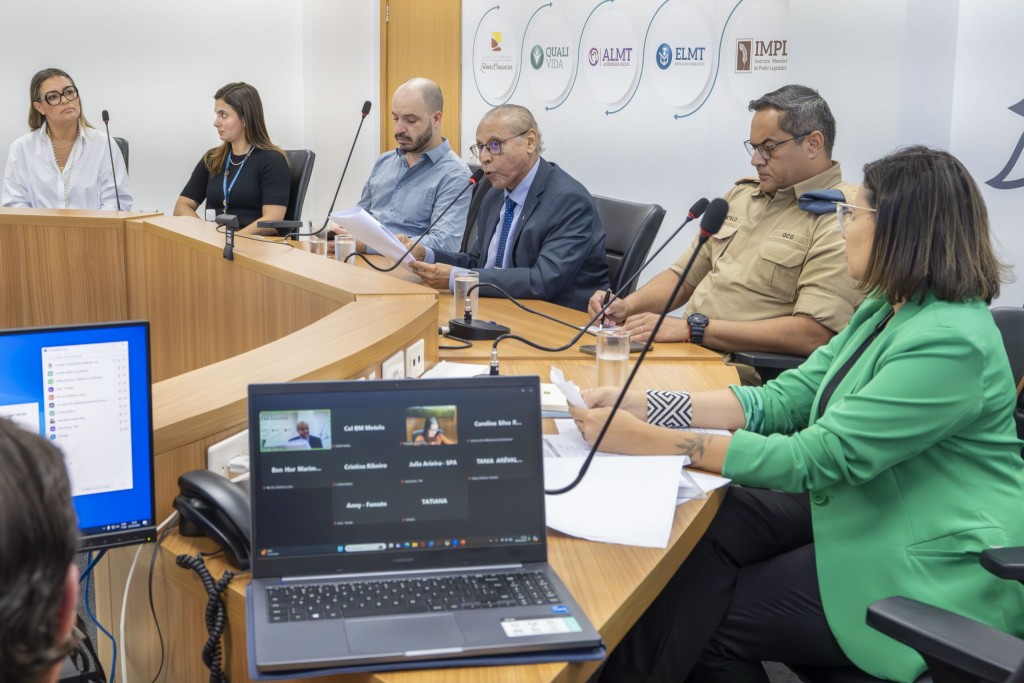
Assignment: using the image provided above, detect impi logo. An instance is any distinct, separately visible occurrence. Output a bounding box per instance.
[531,45,544,70]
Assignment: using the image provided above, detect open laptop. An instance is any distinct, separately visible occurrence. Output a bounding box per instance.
[246,376,602,674]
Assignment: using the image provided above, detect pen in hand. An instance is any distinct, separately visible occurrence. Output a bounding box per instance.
[600,289,612,330]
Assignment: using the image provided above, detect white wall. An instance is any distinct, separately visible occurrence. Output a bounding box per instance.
[0,0,381,223]
[0,0,310,213]
[302,0,380,224]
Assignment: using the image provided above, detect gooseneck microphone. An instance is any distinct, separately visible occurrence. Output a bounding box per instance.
[348,168,485,272]
[217,214,240,261]
[101,110,122,211]
[546,197,729,495]
[321,100,373,231]
[484,197,711,372]
[259,100,373,240]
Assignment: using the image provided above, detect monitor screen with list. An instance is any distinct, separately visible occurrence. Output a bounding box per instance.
[0,321,156,551]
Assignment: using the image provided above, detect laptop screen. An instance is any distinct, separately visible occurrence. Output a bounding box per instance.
[248,376,547,578]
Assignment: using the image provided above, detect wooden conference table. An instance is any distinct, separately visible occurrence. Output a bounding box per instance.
[0,210,737,682]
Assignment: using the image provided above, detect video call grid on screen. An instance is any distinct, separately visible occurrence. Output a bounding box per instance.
[250,377,546,562]
[0,321,156,548]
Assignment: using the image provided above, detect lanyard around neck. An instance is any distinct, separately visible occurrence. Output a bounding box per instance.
[222,146,254,211]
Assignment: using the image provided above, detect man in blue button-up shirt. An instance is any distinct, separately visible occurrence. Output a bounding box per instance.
[331,78,470,252]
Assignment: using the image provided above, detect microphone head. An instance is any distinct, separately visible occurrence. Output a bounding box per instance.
[699,198,729,236]
[101,109,110,124]
[215,213,240,230]
[688,197,710,220]
[469,168,485,185]
[361,100,372,117]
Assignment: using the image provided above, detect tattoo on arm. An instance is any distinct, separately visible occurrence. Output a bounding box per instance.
[675,434,711,464]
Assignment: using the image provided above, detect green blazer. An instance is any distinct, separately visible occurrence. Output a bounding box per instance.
[726,293,1024,682]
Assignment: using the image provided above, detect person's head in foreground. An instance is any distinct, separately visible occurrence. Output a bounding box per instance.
[0,419,79,683]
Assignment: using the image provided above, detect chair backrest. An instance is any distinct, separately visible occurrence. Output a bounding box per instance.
[114,137,129,174]
[592,195,666,295]
[992,307,1024,444]
[284,149,316,222]
[460,174,493,253]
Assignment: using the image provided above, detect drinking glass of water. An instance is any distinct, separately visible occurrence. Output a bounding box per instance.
[596,329,630,387]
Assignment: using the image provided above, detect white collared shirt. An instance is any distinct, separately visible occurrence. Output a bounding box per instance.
[2,123,133,210]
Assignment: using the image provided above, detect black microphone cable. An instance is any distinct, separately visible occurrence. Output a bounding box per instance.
[545,197,729,495]
[479,197,711,373]
[344,168,484,271]
[101,109,122,211]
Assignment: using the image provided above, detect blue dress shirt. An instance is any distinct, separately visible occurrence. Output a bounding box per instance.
[357,139,471,252]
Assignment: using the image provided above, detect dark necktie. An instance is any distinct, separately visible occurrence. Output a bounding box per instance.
[494,196,516,268]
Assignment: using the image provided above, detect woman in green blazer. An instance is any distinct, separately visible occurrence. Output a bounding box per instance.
[573,146,1024,682]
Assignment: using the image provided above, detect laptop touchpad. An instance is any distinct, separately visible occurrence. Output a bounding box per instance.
[347,614,466,655]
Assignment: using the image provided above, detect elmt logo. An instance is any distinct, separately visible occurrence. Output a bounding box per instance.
[530,44,544,69]
[491,32,502,52]
[736,39,751,72]
[588,47,600,66]
[656,43,672,70]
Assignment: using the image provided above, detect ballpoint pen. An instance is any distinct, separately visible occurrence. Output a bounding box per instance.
[599,289,612,330]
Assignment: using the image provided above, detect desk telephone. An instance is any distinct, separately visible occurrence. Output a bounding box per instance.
[173,469,252,570]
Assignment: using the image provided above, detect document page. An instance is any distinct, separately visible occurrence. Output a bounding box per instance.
[329,207,414,264]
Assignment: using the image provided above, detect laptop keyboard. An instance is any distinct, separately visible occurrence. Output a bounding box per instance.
[266,571,562,623]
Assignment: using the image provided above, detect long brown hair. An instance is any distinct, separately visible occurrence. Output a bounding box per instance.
[28,68,94,131]
[204,82,285,174]
[860,146,1008,304]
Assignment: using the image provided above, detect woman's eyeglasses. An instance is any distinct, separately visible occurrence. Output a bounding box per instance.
[38,86,79,106]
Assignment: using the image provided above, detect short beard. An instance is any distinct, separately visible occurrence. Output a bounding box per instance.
[396,127,433,154]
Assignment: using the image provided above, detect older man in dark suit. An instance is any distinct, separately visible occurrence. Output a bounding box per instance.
[404,104,609,311]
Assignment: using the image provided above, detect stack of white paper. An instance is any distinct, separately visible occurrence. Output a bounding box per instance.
[544,456,686,548]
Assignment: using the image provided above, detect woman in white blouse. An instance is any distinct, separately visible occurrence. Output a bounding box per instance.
[2,68,133,210]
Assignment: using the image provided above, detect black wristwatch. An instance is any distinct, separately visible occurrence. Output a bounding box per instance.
[687,313,709,345]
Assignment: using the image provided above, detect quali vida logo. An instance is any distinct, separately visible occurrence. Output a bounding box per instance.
[531,45,544,69]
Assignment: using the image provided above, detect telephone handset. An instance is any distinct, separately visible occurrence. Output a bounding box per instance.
[173,469,252,570]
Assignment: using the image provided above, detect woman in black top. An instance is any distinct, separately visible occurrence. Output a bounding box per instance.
[174,82,289,235]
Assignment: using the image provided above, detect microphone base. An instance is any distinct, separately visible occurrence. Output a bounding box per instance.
[448,318,509,341]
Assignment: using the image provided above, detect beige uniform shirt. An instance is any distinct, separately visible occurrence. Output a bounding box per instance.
[671,161,862,335]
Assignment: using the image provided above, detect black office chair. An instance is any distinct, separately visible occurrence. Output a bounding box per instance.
[284,149,316,222]
[731,350,806,383]
[992,307,1024,440]
[114,137,129,173]
[592,195,666,296]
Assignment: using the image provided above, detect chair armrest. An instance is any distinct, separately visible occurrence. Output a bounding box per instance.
[732,351,806,370]
[867,596,1024,681]
[256,220,305,237]
[982,547,1024,583]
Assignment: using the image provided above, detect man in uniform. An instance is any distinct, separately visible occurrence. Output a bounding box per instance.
[590,84,861,381]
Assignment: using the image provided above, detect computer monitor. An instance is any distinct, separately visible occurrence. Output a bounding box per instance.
[0,321,156,551]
